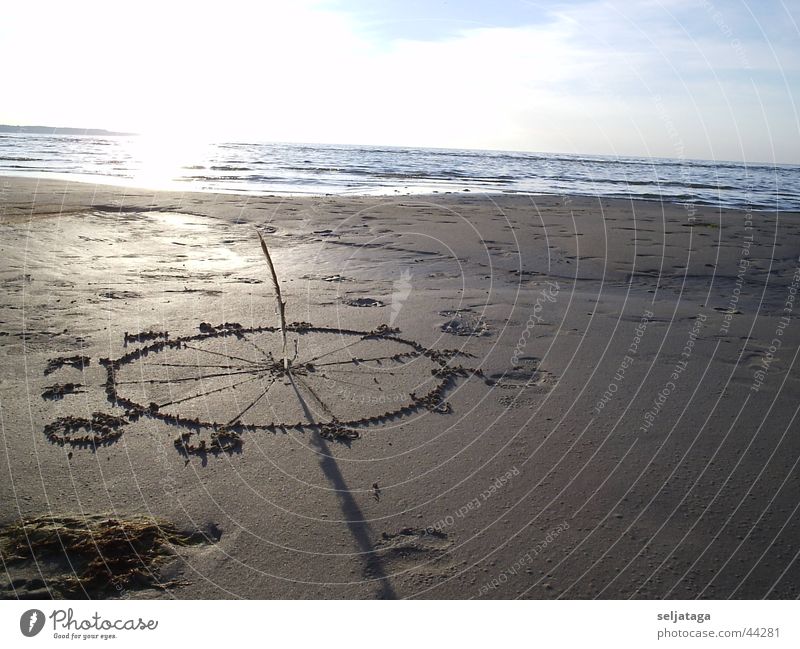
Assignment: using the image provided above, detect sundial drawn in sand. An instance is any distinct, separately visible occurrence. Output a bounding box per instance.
[43,233,483,456]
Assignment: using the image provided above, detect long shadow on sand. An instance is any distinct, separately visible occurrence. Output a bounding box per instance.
[288,374,396,599]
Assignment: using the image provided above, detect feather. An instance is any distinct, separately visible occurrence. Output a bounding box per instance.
[257,230,288,370]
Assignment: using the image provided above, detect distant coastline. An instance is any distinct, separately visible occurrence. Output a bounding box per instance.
[0,124,135,136]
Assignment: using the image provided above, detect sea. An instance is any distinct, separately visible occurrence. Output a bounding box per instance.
[1,132,799,211]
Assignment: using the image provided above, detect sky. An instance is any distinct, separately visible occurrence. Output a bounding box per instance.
[1,0,798,163]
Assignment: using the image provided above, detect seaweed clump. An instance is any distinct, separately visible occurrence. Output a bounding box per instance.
[43,412,127,448]
[319,421,359,442]
[0,515,216,598]
[44,355,91,375]
[41,383,83,400]
[124,330,169,344]
[173,427,243,456]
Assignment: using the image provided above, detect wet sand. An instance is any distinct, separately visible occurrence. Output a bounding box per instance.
[1,176,799,599]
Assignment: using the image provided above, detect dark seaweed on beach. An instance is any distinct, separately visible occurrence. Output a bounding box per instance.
[319,422,360,442]
[0,515,215,598]
[173,427,243,457]
[425,348,477,363]
[410,363,483,415]
[288,321,314,331]
[41,382,83,400]
[198,321,243,334]
[43,412,128,448]
[412,393,452,414]
[343,297,385,308]
[124,329,169,344]
[366,324,400,337]
[44,355,90,375]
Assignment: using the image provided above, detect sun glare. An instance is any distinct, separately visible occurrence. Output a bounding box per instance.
[126,134,214,190]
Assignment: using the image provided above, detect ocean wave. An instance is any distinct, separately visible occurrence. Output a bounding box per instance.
[1,135,798,211]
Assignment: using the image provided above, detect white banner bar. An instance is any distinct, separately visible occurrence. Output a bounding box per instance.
[2,600,798,648]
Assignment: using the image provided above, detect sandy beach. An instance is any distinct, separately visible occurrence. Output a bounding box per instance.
[1,175,799,599]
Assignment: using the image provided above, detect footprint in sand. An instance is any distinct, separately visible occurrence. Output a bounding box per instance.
[367,528,453,577]
[440,312,490,337]
[489,356,557,393]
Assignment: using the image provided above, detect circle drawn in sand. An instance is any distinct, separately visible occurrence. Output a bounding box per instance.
[97,323,480,454]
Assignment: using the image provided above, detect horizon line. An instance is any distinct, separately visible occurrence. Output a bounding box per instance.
[1,123,797,168]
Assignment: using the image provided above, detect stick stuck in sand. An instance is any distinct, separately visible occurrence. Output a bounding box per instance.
[257,229,289,370]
